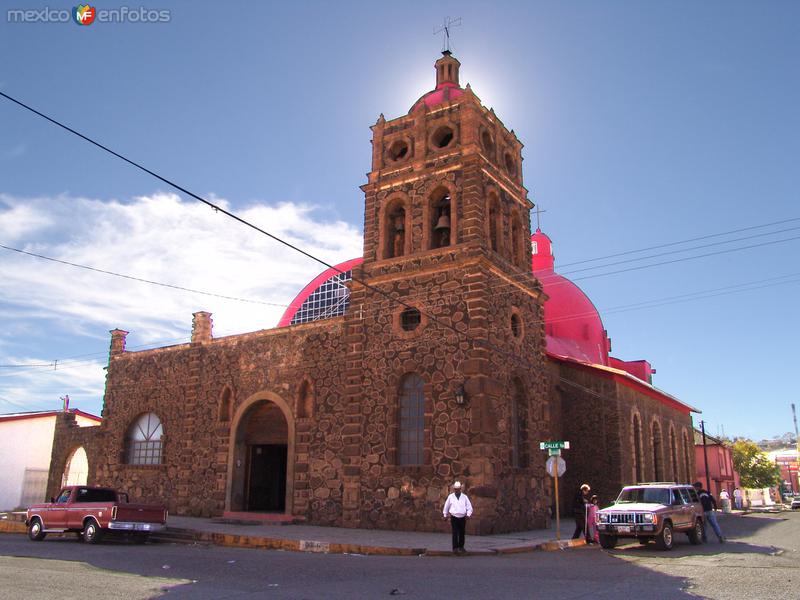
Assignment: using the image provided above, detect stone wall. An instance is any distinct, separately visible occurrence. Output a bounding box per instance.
[47,412,105,500]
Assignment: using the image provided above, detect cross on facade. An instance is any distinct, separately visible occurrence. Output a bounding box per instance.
[434,17,462,53]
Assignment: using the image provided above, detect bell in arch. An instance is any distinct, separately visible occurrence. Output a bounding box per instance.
[434,210,451,231]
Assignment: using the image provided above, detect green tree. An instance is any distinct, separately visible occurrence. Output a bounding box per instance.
[731,440,782,488]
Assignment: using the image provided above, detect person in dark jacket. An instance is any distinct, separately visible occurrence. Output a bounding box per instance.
[572,483,592,540]
[694,482,725,543]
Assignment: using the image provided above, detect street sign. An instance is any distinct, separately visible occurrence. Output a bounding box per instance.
[546,456,566,478]
[548,448,562,456]
[539,441,570,450]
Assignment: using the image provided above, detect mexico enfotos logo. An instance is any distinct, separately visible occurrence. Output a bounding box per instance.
[7,5,171,24]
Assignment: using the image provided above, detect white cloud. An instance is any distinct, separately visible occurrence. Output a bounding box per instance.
[0,192,363,414]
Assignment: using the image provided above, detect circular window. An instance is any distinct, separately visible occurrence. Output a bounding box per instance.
[504,152,517,177]
[400,308,421,331]
[431,125,455,149]
[481,129,495,154]
[388,139,409,162]
[511,313,522,338]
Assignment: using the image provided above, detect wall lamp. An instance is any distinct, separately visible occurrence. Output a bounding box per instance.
[455,384,467,406]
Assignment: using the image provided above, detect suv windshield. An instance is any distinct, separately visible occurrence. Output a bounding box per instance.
[616,487,671,505]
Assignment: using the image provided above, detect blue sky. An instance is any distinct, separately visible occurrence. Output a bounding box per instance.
[0,0,798,441]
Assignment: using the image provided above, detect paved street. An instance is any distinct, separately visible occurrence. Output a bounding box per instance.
[0,512,795,599]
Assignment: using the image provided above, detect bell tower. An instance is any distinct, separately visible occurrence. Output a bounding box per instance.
[346,52,551,534]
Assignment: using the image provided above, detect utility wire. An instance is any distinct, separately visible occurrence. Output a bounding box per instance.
[0,243,289,307]
[557,216,800,268]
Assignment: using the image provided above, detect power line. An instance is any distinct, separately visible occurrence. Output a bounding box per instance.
[0,243,289,307]
[557,216,800,268]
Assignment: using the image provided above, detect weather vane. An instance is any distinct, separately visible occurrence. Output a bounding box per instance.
[434,16,462,53]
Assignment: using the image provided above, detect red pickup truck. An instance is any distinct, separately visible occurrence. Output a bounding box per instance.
[26,485,167,544]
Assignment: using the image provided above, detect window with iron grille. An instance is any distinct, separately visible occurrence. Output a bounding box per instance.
[290,270,352,325]
[126,412,164,465]
[398,374,425,465]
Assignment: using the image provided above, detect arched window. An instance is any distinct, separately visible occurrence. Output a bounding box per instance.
[670,427,679,482]
[126,412,164,465]
[652,421,663,481]
[384,200,407,259]
[219,386,232,422]
[297,379,313,419]
[510,379,528,468]
[429,188,452,250]
[633,413,643,482]
[398,374,425,466]
[487,193,500,253]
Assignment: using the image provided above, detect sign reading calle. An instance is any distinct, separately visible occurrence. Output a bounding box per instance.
[539,441,570,450]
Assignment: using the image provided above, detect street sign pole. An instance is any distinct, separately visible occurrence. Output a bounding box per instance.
[554,458,560,540]
[540,441,570,541]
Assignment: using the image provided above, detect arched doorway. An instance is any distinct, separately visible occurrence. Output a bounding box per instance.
[228,394,294,513]
[62,446,88,486]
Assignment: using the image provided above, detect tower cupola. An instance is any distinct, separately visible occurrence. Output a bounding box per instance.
[435,50,460,87]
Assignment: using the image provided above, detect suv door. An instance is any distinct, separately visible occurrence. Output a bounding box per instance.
[677,487,697,529]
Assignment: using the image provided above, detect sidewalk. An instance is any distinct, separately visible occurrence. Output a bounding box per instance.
[158,515,587,556]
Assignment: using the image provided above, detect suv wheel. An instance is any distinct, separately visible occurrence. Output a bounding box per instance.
[655,522,674,550]
[599,534,617,549]
[687,519,704,545]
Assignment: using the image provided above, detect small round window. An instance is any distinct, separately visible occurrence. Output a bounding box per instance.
[511,313,522,338]
[432,126,454,149]
[388,139,409,162]
[400,308,421,331]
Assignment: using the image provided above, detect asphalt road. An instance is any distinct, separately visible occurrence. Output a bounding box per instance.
[0,512,795,599]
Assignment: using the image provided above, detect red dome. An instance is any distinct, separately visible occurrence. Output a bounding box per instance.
[410,82,465,113]
[532,229,610,366]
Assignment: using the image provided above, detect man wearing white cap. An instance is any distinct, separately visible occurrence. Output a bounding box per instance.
[442,481,473,554]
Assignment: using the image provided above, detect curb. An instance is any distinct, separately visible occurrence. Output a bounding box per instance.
[0,522,26,534]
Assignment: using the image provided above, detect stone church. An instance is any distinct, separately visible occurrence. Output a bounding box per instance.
[47,51,698,534]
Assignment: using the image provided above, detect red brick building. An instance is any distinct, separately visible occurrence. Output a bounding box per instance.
[47,52,698,533]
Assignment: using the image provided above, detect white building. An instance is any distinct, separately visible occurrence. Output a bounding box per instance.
[0,409,100,511]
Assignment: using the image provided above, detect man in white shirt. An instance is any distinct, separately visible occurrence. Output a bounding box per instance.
[442,481,473,554]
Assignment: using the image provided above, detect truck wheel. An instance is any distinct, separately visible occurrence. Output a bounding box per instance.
[687,519,704,545]
[655,522,674,550]
[83,519,103,544]
[599,534,617,549]
[27,518,46,541]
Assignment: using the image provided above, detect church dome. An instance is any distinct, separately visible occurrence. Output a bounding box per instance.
[531,229,610,366]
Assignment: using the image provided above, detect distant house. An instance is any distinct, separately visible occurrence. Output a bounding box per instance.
[0,409,101,510]
[694,429,740,500]
[768,449,799,495]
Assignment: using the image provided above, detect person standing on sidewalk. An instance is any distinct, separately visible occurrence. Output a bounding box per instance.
[733,487,743,510]
[694,482,725,543]
[571,483,591,540]
[443,481,473,554]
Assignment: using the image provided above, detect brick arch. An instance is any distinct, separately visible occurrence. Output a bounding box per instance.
[225,391,295,514]
[379,192,411,259]
[61,444,90,487]
[423,180,458,250]
[218,385,233,422]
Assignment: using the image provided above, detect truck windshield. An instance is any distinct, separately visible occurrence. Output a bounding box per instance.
[616,488,671,505]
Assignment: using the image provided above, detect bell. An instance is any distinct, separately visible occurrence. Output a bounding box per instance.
[434,214,451,230]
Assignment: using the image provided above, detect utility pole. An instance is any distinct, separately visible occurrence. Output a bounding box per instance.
[701,420,711,492]
[792,404,800,493]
